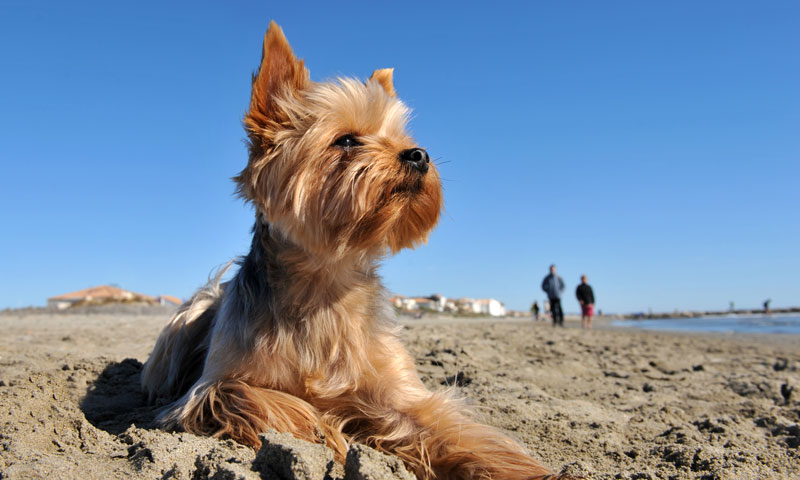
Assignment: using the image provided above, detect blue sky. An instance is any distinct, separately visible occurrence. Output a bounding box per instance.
[1,1,798,313]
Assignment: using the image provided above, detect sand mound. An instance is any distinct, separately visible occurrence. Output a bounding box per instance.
[0,357,421,479]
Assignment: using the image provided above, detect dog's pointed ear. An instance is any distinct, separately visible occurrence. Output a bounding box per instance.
[369,68,396,97]
[246,21,310,131]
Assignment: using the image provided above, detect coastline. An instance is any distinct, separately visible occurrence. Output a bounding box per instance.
[0,309,797,479]
[617,307,800,320]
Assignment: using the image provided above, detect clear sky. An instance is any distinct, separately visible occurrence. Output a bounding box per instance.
[1,1,798,313]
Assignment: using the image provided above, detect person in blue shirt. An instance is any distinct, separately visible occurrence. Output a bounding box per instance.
[541,264,565,327]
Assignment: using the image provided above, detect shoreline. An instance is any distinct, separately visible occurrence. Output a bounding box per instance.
[401,313,800,346]
[617,307,800,320]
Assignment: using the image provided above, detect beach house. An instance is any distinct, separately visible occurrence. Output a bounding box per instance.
[47,285,154,309]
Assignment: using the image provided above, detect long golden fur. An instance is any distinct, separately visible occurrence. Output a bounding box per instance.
[142,21,578,480]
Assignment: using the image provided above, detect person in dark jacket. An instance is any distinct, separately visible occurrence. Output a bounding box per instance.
[576,275,595,329]
[541,265,565,327]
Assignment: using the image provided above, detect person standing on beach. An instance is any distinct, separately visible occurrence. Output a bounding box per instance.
[576,275,595,330]
[531,301,540,321]
[541,265,565,327]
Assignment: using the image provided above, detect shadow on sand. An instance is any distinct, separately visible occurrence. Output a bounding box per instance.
[80,358,161,435]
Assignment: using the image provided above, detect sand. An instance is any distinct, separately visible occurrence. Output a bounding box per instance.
[0,307,798,479]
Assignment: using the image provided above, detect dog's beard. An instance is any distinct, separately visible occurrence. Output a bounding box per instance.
[347,174,442,254]
[303,159,442,255]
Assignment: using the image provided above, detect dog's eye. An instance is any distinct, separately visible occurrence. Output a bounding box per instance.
[333,134,362,149]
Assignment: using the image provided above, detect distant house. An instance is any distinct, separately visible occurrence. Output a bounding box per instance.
[474,298,506,317]
[390,295,417,311]
[411,297,436,311]
[427,294,449,312]
[456,297,480,314]
[456,297,506,317]
[47,285,155,310]
[392,294,506,317]
[409,294,453,312]
[392,294,444,312]
[156,295,183,306]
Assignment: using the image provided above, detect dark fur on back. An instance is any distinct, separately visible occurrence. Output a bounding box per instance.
[141,275,221,402]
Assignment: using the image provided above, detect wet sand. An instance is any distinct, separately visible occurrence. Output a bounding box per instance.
[0,308,798,479]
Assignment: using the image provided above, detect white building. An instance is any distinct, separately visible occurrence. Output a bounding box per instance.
[456,297,506,316]
[474,298,506,317]
[393,294,505,317]
[392,294,450,312]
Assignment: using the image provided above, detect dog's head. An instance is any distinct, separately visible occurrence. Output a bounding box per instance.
[235,22,443,258]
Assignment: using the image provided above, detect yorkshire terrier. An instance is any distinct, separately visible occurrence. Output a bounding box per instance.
[142,21,577,480]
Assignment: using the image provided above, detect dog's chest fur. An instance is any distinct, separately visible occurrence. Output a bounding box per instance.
[207,223,395,400]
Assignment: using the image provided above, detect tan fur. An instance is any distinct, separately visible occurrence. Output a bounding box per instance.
[369,68,397,97]
[141,21,580,480]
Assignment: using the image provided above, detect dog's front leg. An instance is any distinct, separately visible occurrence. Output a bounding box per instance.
[160,376,349,458]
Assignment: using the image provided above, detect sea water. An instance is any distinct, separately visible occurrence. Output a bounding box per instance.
[611,313,800,335]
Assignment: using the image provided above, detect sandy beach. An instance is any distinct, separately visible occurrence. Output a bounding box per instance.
[0,308,797,479]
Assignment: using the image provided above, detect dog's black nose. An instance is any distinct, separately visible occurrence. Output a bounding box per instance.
[399,148,430,174]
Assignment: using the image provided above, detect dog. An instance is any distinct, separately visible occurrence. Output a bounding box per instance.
[142,21,577,480]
